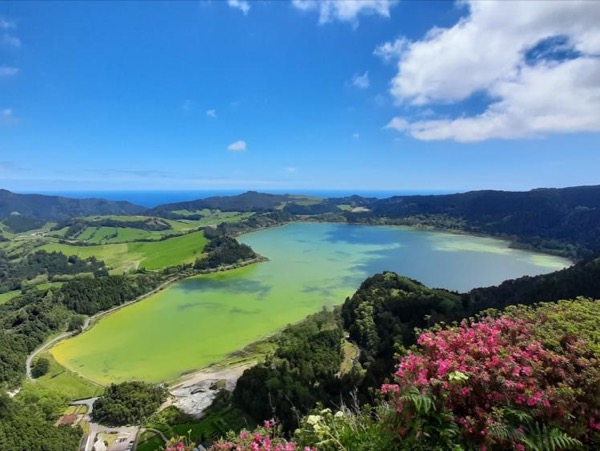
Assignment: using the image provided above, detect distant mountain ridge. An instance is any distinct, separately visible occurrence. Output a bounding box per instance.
[153,190,320,212]
[0,189,145,222]
[3,185,600,257]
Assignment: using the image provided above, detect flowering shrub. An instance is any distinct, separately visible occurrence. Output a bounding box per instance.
[294,406,395,451]
[209,420,317,451]
[383,307,600,449]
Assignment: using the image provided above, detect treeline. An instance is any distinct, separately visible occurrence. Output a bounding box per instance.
[194,234,257,271]
[0,250,107,293]
[58,272,165,315]
[233,309,360,432]
[466,255,600,312]
[92,381,167,426]
[345,186,600,259]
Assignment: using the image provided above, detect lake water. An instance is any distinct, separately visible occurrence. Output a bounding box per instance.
[51,223,570,384]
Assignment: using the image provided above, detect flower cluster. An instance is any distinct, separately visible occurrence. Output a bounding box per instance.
[209,419,317,451]
[383,314,600,447]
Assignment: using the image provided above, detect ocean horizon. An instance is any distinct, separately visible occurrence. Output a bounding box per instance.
[17,189,460,208]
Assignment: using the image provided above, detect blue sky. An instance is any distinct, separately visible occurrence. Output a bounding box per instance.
[1,0,599,193]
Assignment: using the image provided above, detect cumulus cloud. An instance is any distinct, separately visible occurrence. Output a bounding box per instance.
[382,0,600,142]
[227,140,247,152]
[0,66,18,76]
[292,0,397,25]
[206,109,217,118]
[351,71,370,89]
[228,0,250,15]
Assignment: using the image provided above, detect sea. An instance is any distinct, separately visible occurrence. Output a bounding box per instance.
[27,189,459,208]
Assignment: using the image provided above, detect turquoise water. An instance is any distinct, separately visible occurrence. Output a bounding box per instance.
[239,223,570,293]
[52,223,570,383]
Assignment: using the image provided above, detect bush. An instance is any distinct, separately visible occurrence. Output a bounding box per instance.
[31,357,50,378]
[382,299,600,449]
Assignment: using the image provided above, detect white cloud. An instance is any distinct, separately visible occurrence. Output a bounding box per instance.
[284,166,297,173]
[352,133,360,140]
[374,37,407,62]
[227,0,250,15]
[206,109,217,118]
[292,0,397,25]
[351,71,369,89]
[385,117,409,131]
[382,0,600,141]
[2,108,12,117]
[0,66,19,76]
[227,140,247,152]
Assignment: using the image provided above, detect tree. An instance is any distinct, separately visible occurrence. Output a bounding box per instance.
[67,314,86,332]
[31,357,50,378]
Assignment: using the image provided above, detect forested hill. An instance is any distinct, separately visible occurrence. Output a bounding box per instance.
[340,256,600,392]
[361,185,600,258]
[0,189,145,221]
[153,190,320,213]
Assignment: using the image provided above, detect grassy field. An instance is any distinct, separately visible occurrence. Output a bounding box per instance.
[28,351,103,400]
[41,230,207,272]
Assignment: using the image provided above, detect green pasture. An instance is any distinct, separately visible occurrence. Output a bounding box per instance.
[29,351,103,400]
[41,230,207,272]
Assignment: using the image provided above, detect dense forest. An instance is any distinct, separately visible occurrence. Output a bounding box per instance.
[58,272,165,315]
[233,309,357,432]
[92,381,167,426]
[0,393,82,451]
[0,250,107,293]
